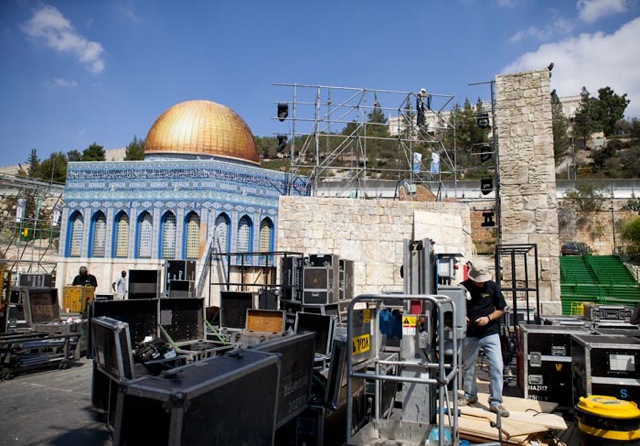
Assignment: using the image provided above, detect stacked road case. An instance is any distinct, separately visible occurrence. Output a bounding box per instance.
[113,349,280,446]
[516,324,589,409]
[571,334,640,405]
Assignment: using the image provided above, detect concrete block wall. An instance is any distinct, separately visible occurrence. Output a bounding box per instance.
[277,197,473,296]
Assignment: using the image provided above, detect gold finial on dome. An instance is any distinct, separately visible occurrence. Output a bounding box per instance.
[144,100,260,165]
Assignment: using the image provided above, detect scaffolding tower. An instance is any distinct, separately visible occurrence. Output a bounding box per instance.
[273,83,457,200]
[0,173,64,276]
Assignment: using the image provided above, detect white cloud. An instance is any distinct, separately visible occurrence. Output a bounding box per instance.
[577,0,629,23]
[502,17,640,118]
[21,5,105,74]
[510,17,575,43]
[47,78,77,88]
[117,3,141,23]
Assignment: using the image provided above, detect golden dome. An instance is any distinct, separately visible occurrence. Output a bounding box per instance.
[144,100,260,165]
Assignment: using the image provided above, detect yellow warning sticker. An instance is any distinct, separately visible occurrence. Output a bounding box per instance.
[362,309,371,323]
[352,333,371,355]
[402,316,417,327]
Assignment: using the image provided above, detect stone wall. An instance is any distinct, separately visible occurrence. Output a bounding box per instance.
[276,197,473,295]
[496,69,560,303]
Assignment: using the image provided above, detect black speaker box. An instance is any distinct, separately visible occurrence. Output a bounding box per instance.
[220,291,253,329]
[280,256,304,301]
[339,259,354,301]
[303,267,338,304]
[259,288,279,310]
[129,269,160,299]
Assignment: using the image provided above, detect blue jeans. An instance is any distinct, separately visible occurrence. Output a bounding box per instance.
[461,333,504,407]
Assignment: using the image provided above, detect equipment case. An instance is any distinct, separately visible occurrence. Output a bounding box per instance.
[516,324,589,408]
[254,332,316,428]
[571,334,640,405]
[113,349,280,446]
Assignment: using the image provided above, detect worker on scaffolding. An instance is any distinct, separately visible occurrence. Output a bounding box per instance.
[72,266,98,288]
[458,260,510,418]
[416,88,431,127]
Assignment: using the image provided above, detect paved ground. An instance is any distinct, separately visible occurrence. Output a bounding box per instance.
[0,358,110,446]
[0,356,566,446]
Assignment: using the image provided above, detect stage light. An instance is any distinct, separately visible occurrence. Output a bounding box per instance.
[481,211,495,227]
[276,134,288,152]
[476,143,493,163]
[481,177,493,195]
[277,103,289,122]
[476,112,490,129]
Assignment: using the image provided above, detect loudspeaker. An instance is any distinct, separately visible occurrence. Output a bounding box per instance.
[339,259,354,301]
[258,288,279,310]
[167,280,191,298]
[128,269,160,299]
[220,291,253,329]
[280,256,304,301]
[303,267,338,305]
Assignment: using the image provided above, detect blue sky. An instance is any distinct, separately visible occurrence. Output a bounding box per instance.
[1,0,639,167]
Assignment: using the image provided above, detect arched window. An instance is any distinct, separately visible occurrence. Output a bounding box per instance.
[237,215,252,252]
[214,213,230,253]
[137,212,153,259]
[161,212,177,259]
[114,212,129,258]
[68,211,84,257]
[90,211,107,257]
[259,218,273,252]
[185,212,200,259]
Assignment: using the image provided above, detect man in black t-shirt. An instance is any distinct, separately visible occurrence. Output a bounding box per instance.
[458,259,510,418]
[72,266,98,288]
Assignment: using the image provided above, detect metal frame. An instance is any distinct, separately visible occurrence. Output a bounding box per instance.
[345,293,459,446]
[273,83,458,200]
[0,173,64,275]
[496,243,540,332]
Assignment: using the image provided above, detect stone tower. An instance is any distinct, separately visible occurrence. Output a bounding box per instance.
[495,69,560,305]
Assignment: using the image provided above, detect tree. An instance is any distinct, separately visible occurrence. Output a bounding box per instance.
[631,118,640,139]
[620,145,640,177]
[572,87,601,145]
[67,150,82,161]
[124,136,145,160]
[82,143,106,161]
[596,86,630,137]
[38,152,68,183]
[551,92,571,165]
[621,216,640,257]
[564,183,607,212]
[27,149,40,178]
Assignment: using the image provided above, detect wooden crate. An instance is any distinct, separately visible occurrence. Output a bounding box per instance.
[246,309,286,333]
[63,286,95,313]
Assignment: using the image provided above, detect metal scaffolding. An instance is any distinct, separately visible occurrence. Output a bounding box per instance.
[273,83,458,199]
[0,173,64,275]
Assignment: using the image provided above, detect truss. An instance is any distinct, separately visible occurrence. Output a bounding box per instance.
[0,173,64,274]
[273,83,458,199]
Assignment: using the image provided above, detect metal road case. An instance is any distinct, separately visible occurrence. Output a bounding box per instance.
[571,334,640,405]
[595,327,640,338]
[295,312,336,357]
[91,316,134,382]
[113,349,280,446]
[583,303,633,323]
[254,332,316,428]
[516,324,589,408]
[90,299,159,350]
